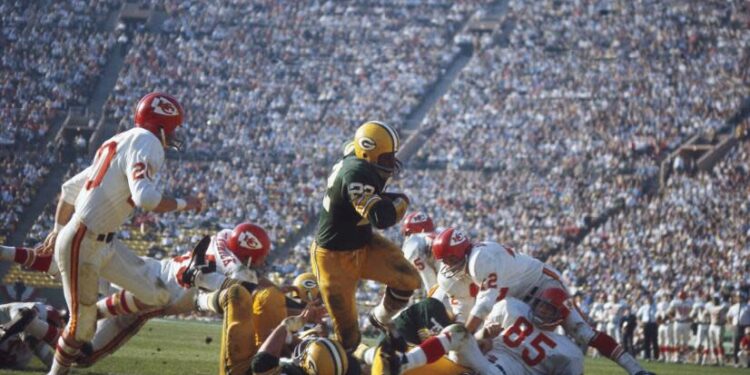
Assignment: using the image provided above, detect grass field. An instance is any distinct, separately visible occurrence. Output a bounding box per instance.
[4,319,747,375]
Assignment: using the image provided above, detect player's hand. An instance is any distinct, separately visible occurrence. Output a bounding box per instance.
[482,322,503,339]
[184,196,205,213]
[38,230,58,256]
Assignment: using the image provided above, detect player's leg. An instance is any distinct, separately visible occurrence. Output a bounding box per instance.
[311,241,361,351]
[1,307,59,347]
[50,225,103,374]
[74,313,152,367]
[250,286,286,348]
[361,233,421,326]
[100,240,170,313]
[562,303,647,375]
[219,284,255,375]
[0,245,57,274]
[372,324,496,375]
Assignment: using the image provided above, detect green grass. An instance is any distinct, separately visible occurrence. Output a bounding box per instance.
[3,319,747,374]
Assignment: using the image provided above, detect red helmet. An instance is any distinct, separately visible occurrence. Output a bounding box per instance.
[401,212,435,236]
[134,92,185,149]
[432,228,472,276]
[227,223,271,266]
[532,287,570,330]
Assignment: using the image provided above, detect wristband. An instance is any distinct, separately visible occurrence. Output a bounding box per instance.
[175,198,187,211]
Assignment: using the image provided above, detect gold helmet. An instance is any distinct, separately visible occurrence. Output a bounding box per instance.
[353,121,401,174]
[292,272,320,303]
[295,337,348,375]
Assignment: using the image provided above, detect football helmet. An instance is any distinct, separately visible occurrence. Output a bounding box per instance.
[292,272,320,303]
[432,228,472,277]
[227,223,271,266]
[295,337,348,375]
[353,121,401,175]
[401,211,435,236]
[134,92,185,150]
[531,287,570,330]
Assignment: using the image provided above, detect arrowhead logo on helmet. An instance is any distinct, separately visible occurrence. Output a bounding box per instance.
[151,96,179,116]
[238,232,263,250]
[449,231,467,246]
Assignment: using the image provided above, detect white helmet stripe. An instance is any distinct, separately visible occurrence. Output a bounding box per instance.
[318,338,344,375]
[371,120,400,151]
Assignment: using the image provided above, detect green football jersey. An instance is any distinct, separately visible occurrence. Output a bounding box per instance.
[315,155,388,251]
[393,298,453,345]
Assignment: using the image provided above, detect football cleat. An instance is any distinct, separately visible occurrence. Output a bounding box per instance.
[0,307,37,344]
[179,235,212,288]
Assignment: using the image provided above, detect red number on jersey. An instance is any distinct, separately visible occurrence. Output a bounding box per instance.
[85,142,117,190]
[502,316,557,366]
[132,162,148,180]
[413,258,425,270]
[503,316,534,347]
[522,331,557,366]
[482,272,498,290]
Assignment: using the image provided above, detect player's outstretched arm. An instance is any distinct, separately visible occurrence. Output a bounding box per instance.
[150,195,204,213]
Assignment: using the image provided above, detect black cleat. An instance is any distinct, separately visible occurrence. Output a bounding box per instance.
[368,312,407,352]
[180,235,212,288]
[377,335,403,375]
[0,307,38,344]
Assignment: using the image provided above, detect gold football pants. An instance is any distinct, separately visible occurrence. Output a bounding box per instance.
[219,285,287,375]
[311,233,421,350]
[371,345,474,375]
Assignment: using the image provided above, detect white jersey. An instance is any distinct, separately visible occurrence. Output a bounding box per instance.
[604,300,625,325]
[669,299,692,323]
[707,302,728,325]
[61,128,165,234]
[402,233,439,291]
[205,229,258,286]
[656,301,671,323]
[466,242,545,320]
[486,298,584,375]
[690,300,709,324]
[588,301,606,326]
[437,271,477,323]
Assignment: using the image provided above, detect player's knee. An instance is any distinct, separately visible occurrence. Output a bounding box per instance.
[223,284,253,310]
[256,286,285,308]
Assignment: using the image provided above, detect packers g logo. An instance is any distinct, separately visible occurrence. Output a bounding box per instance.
[238,232,262,250]
[358,137,376,151]
[151,97,179,116]
[301,279,317,289]
[450,231,467,246]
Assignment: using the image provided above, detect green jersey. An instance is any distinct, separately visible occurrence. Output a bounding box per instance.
[393,298,453,345]
[315,155,388,251]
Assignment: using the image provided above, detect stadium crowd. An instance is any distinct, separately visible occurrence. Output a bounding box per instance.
[0,0,118,236]
[96,0,481,252]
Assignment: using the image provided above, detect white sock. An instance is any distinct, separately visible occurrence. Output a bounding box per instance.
[0,245,16,261]
[616,352,645,374]
[24,318,50,340]
[372,303,392,325]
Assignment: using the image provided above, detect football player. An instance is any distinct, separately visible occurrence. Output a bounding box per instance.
[311,121,420,351]
[480,288,585,374]
[668,291,692,363]
[249,304,352,375]
[0,303,65,370]
[655,293,673,362]
[46,92,204,375]
[432,228,653,375]
[690,291,710,364]
[706,293,728,366]
[401,212,440,293]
